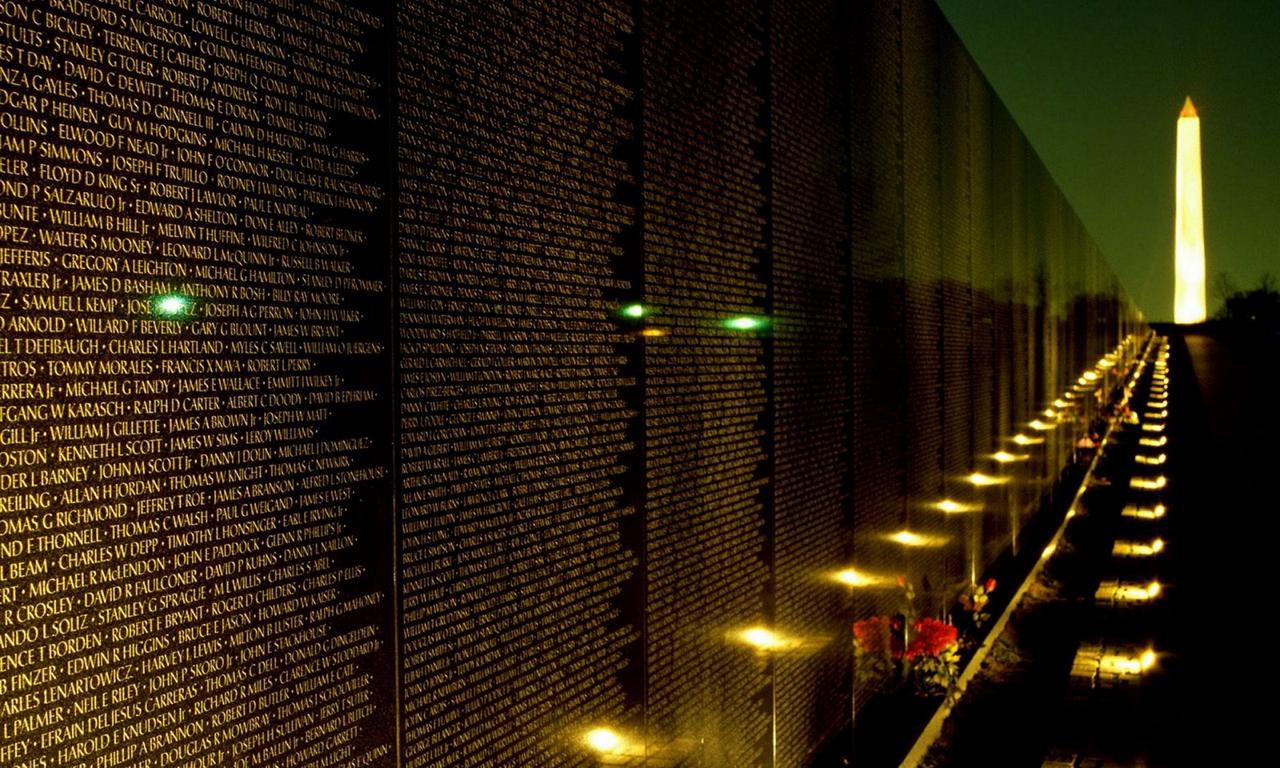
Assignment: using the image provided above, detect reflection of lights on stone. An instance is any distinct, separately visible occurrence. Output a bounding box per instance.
[620,303,648,319]
[584,728,624,753]
[1042,408,1057,419]
[1100,652,1151,676]
[1122,503,1167,520]
[641,328,667,338]
[965,472,1010,487]
[831,568,886,588]
[992,451,1029,464]
[1041,543,1057,559]
[1141,648,1158,670]
[1053,398,1068,409]
[1099,580,1163,603]
[1012,433,1045,446]
[933,499,981,514]
[1141,423,1166,433]
[1135,453,1167,466]
[724,315,768,331]
[1145,410,1169,419]
[153,293,193,318]
[886,530,946,548]
[1028,420,1055,431]
[1113,538,1165,557]
[1082,371,1099,381]
[1130,475,1167,490]
[1139,436,1168,448]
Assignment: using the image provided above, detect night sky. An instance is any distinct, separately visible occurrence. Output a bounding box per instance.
[936,0,1280,321]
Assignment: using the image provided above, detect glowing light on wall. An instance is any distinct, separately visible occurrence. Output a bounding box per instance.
[1012,433,1045,446]
[831,568,888,588]
[991,451,1029,464]
[1139,436,1168,448]
[640,328,667,338]
[620,303,648,319]
[733,626,799,651]
[584,728,625,753]
[1135,453,1167,466]
[152,292,193,319]
[933,499,981,514]
[1175,97,1207,323]
[723,315,768,331]
[886,530,947,548]
[965,472,1009,487]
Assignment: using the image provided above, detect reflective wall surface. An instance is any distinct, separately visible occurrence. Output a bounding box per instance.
[0,1,1141,766]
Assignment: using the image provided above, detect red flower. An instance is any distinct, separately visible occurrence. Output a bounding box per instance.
[905,618,958,659]
[853,616,905,658]
[983,578,997,593]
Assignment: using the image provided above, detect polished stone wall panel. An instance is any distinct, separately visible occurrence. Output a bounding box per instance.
[0,2,1145,768]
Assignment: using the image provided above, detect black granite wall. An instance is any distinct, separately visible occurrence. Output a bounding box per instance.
[0,1,1141,767]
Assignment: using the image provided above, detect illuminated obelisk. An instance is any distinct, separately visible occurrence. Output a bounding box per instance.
[1174,96,1207,323]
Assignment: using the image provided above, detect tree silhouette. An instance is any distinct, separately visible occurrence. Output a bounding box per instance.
[1215,273,1280,329]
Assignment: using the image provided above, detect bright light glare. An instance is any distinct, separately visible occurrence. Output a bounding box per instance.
[831,568,884,588]
[153,293,192,318]
[735,626,797,651]
[621,303,647,319]
[1139,436,1168,448]
[933,499,980,514]
[724,316,767,331]
[886,530,946,548]
[1028,420,1055,431]
[992,451,1029,464]
[641,328,667,337]
[1012,433,1045,446]
[966,472,1009,487]
[584,728,623,753]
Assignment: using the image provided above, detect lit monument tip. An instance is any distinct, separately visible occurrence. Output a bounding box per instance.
[1175,96,1207,323]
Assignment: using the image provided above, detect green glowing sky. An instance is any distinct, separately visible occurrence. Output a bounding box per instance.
[936,0,1280,320]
